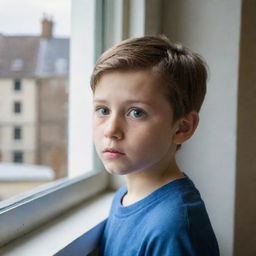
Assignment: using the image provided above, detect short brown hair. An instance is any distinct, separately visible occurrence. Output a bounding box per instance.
[91,35,207,121]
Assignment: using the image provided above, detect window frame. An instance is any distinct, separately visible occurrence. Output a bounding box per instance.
[0,170,108,247]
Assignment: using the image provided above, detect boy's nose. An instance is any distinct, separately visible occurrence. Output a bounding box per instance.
[103,115,124,140]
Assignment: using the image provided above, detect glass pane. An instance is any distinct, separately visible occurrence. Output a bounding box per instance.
[0,0,71,201]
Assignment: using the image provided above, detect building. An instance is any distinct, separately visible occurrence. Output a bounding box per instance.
[0,17,69,178]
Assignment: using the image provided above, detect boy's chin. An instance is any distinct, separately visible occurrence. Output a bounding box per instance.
[104,166,130,176]
[105,169,127,176]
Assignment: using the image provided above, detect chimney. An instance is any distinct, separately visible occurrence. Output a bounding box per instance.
[41,14,54,38]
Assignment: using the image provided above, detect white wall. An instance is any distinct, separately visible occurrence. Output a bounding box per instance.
[163,1,241,255]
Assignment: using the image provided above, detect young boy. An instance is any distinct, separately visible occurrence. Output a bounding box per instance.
[91,35,219,256]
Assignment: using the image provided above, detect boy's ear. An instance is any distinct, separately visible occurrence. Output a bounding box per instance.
[173,111,199,145]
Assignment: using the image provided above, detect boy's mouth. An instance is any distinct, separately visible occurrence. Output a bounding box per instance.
[103,148,125,159]
[103,147,125,154]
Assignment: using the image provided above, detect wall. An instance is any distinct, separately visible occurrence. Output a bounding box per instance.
[162,1,241,255]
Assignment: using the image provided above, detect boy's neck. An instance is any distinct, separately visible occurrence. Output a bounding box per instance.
[122,159,184,206]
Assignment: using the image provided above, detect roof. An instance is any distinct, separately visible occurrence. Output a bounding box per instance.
[0,35,69,78]
[0,36,39,78]
[36,38,69,77]
[0,163,55,181]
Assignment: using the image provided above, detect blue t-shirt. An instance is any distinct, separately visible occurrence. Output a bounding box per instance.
[100,175,219,256]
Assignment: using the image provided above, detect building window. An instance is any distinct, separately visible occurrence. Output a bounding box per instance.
[14,79,22,91]
[14,126,22,140]
[13,151,23,163]
[14,101,22,113]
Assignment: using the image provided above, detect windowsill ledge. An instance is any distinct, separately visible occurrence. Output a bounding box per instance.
[0,191,114,256]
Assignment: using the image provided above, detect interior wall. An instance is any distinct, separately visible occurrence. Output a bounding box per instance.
[162,1,241,255]
[235,1,256,255]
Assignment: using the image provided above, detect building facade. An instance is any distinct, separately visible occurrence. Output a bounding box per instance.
[0,18,69,178]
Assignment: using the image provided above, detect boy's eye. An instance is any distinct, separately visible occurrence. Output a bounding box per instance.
[129,109,146,119]
[95,107,109,116]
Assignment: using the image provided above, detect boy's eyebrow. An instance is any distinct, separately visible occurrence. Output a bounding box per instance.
[93,99,153,106]
[93,99,108,103]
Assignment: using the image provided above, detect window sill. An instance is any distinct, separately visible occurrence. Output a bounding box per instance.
[0,191,114,256]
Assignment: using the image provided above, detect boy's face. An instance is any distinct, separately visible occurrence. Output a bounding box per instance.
[93,70,178,176]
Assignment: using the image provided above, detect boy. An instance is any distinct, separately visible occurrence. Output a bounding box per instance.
[91,35,219,255]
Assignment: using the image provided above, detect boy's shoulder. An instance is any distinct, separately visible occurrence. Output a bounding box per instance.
[142,180,219,255]
[111,175,204,221]
[144,179,204,232]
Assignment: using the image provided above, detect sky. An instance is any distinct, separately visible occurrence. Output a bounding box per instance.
[0,0,71,37]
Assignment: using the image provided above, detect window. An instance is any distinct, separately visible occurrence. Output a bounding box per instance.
[13,151,23,163]
[14,79,22,91]
[1,1,73,200]
[1,1,72,201]
[0,0,108,250]
[13,126,22,140]
[13,101,21,113]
